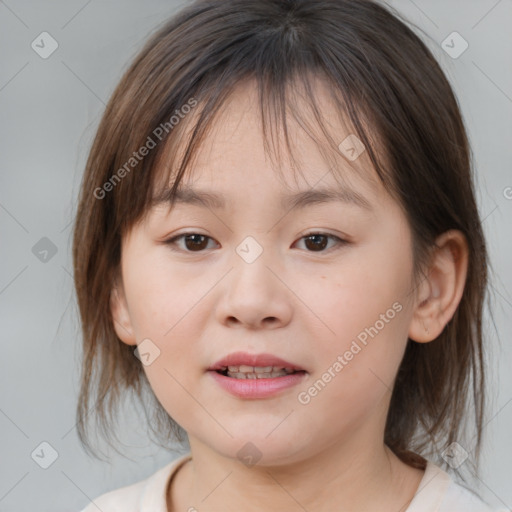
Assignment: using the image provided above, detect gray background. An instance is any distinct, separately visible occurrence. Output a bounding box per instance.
[0,1,511,511]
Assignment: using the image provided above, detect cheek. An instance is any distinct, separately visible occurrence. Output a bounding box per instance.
[121,249,216,383]
[298,244,412,410]
[296,298,408,439]
[307,256,410,351]
[123,248,208,340]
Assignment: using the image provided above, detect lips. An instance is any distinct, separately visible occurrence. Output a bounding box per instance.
[208,351,305,372]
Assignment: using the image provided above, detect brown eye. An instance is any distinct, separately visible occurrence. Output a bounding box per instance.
[304,234,329,251]
[183,234,210,251]
[295,232,346,253]
[164,233,216,252]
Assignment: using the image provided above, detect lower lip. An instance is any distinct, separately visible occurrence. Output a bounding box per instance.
[208,370,307,399]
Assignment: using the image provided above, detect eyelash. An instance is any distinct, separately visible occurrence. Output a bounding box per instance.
[162,231,348,254]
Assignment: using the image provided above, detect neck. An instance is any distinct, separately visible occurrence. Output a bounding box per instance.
[169,433,424,512]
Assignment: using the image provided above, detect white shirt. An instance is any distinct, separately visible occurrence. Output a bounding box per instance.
[79,452,507,512]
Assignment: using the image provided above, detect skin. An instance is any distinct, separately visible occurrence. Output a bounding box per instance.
[110,79,469,512]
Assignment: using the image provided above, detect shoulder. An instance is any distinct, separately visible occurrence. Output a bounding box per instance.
[440,478,506,512]
[409,460,506,512]
[78,453,192,512]
[78,476,146,512]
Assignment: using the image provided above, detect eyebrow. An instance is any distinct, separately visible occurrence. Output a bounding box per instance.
[152,184,373,211]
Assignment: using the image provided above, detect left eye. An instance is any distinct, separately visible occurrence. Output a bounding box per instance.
[294,232,345,252]
[163,232,346,253]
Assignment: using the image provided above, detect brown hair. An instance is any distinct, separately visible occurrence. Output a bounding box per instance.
[72,0,490,475]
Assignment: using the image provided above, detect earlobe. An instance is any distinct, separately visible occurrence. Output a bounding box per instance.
[110,281,137,346]
[408,230,468,343]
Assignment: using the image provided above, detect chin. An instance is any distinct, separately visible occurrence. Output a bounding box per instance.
[203,432,307,467]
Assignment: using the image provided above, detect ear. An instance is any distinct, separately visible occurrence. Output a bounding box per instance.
[408,230,469,343]
[110,276,137,346]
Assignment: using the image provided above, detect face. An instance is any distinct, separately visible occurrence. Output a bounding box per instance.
[111,80,419,465]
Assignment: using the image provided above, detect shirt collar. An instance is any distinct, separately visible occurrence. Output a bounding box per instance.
[140,452,192,511]
[405,461,452,512]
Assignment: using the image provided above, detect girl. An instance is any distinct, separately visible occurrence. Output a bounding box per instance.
[73,1,506,511]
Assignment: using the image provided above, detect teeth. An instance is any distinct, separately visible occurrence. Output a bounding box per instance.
[255,366,273,373]
[224,367,300,379]
[218,365,300,379]
[227,371,291,379]
[226,365,295,373]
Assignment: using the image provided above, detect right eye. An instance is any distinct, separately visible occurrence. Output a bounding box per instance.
[163,232,219,252]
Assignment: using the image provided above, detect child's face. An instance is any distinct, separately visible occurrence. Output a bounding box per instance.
[111,81,419,464]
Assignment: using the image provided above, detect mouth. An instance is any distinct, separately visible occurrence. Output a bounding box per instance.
[208,366,308,399]
[214,365,306,379]
[208,352,307,378]
[207,352,307,398]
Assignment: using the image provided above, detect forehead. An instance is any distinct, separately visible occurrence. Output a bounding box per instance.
[150,77,383,212]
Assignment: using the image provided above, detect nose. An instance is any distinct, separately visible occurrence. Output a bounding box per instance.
[215,247,293,330]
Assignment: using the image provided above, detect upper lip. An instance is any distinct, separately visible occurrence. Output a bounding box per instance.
[208,351,305,371]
